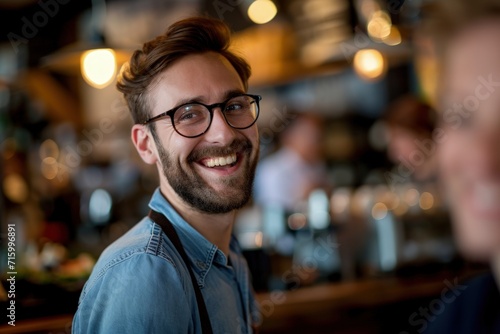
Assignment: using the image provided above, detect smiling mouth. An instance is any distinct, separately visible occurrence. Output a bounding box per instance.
[201,153,238,168]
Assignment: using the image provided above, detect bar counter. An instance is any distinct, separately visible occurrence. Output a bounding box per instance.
[0,268,482,334]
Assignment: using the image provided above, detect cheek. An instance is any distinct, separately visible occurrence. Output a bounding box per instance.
[244,127,260,148]
[162,135,199,162]
[437,132,462,177]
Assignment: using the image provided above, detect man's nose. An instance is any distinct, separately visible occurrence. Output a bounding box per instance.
[203,108,237,144]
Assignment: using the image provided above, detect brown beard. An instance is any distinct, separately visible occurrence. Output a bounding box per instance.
[156,137,258,214]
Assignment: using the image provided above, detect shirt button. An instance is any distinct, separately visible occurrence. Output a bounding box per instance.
[196,261,207,270]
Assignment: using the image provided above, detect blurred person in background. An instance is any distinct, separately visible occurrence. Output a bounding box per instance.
[73,17,260,333]
[383,94,437,184]
[254,112,328,212]
[422,0,500,333]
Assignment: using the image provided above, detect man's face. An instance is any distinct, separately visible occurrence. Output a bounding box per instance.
[438,21,500,259]
[148,52,259,214]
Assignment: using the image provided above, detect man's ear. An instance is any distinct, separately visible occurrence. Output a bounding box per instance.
[131,124,158,165]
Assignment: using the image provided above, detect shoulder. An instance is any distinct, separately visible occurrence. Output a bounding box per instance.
[74,220,195,333]
[423,272,500,334]
[446,272,499,312]
[79,217,185,300]
[91,217,171,268]
[73,251,193,333]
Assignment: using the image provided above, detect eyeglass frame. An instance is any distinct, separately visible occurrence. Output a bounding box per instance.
[141,93,262,138]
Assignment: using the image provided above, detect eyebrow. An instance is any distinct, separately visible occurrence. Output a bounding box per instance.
[172,89,246,107]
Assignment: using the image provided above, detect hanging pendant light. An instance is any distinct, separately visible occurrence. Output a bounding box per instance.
[41,40,130,89]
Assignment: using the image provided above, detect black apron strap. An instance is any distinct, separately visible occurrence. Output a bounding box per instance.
[148,209,213,334]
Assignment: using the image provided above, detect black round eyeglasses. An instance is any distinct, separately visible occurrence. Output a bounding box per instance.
[142,94,261,138]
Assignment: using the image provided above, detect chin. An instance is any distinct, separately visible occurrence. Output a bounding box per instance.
[458,242,498,262]
[455,215,500,261]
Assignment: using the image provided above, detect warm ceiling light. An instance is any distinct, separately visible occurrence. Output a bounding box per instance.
[41,43,130,88]
[367,11,392,41]
[80,48,117,89]
[248,0,277,24]
[353,49,386,81]
[368,17,391,40]
[383,26,402,46]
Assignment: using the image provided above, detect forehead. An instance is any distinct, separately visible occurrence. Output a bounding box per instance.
[444,20,500,92]
[148,52,245,110]
[439,21,500,126]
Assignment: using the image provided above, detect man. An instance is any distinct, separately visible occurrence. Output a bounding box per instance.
[73,17,261,333]
[422,1,500,332]
[254,113,327,211]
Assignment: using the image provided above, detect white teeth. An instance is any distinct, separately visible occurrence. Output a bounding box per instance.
[204,154,237,168]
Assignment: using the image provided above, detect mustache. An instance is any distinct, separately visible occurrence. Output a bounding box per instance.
[188,139,252,162]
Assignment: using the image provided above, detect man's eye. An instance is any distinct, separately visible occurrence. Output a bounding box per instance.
[177,106,204,122]
[225,103,244,112]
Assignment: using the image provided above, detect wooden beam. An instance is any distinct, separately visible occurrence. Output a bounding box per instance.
[19,69,82,128]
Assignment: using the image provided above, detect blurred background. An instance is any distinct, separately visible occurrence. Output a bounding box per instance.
[0,0,489,333]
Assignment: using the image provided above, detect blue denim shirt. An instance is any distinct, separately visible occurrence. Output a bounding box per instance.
[73,188,258,333]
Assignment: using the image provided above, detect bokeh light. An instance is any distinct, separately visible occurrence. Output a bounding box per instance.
[3,174,29,204]
[353,49,386,80]
[248,0,278,24]
[419,192,435,210]
[372,202,388,220]
[81,49,117,89]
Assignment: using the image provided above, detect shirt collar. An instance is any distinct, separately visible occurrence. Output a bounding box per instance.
[148,188,232,285]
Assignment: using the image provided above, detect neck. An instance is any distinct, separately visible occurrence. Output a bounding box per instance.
[160,184,235,256]
[180,206,235,256]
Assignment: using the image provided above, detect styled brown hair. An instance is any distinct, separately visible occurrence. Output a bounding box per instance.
[116,17,251,124]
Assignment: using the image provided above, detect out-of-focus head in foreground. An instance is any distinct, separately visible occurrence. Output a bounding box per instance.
[432,0,500,260]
